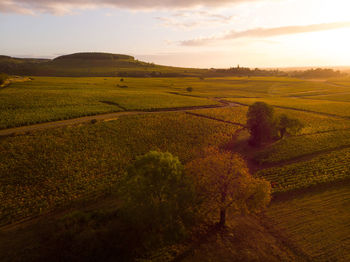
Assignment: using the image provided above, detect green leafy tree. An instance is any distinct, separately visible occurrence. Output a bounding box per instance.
[277,114,304,139]
[120,151,197,246]
[246,102,277,146]
[185,148,271,227]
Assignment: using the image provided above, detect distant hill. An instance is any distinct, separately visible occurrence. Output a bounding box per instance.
[53,52,134,61]
[1,52,346,78]
[0,52,205,77]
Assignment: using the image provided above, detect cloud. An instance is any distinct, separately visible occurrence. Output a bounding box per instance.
[181,21,350,46]
[0,0,258,14]
[0,1,34,14]
[155,10,235,29]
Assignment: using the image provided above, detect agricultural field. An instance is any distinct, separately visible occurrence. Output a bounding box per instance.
[0,77,218,129]
[0,112,238,225]
[256,147,350,192]
[303,93,350,102]
[1,75,350,261]
[4,76,350,130]
[191,105,350,135]
[3,76,350,225]
[228,96,350,117]
[188,106,248,125]
[266,184,350,261]
[254,129,350,165]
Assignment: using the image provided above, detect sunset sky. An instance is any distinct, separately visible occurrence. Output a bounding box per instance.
[1,0,350,68]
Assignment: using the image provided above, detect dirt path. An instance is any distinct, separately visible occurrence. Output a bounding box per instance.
[0,103,233,137]
[0,76,31,89]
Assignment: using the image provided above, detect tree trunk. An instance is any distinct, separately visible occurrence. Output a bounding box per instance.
[280,128,286,139]
[219,189,227,227]
[219,208,226,227]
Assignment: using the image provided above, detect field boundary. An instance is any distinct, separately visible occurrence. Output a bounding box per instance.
[0,103,230,137]
[254,143,350,171]
[271,177,350,202]
[185,111,246,127]
[294,127,350,137]
[228,100,350,119]
[99,100,127,111]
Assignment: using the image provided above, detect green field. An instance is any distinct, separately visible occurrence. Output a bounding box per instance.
[254,130,350,165]
[0,77,218,129]
[0,112,238,225]
[229,96,350,117]
[267,185,350,261]
[1,75,350,261]
[5,76,350,130]
[256,147,350,192]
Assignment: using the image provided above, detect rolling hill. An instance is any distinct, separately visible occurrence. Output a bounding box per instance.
[0,52,205,77]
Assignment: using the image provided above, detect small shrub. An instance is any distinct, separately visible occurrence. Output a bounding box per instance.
[0,73,8,85]
[186,87,193,92]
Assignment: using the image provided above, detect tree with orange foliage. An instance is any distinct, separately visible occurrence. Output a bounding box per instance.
[185,148,271,227]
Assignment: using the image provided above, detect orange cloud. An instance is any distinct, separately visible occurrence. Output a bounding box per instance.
[181,21,350,46]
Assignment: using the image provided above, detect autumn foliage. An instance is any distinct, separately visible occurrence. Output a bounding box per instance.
[185,148,271,226]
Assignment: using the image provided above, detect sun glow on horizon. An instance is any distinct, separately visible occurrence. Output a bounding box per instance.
[1,0,350,67]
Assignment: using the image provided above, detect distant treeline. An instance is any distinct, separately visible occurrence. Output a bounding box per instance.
[288,68,346,78]
[205,66,287,77]
[204,66,347,78]
[0,53,348,78]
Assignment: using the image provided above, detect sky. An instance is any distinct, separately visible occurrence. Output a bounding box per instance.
[1,0,350,68]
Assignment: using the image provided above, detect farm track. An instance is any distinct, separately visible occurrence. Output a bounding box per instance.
[0,103,231,137]
[0,76,30,89]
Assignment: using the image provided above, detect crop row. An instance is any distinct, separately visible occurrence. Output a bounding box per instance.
[256,147,350,192]
[0,112,239,225]
[188,106,248,124]
[266,185,350,261]
[194,105,350,136]
[254,130,350,164]
[228,96,350,118]
[0,77,216,129]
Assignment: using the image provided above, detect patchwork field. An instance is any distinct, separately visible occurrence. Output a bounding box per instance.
[1,76,350,261]
[229,96,350,117]
[266,184,350,261]
[0,77,218,129]
[0,112,239,225]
